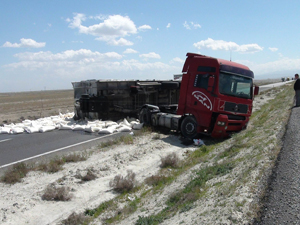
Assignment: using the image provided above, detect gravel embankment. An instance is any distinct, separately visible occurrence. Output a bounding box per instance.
[255,106,300,224]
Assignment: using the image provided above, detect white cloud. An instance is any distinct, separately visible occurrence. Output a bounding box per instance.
[193,38,263,53]
[139,52,161,59]
[68,13,148,46]
[96,37,133,46]
[91,14,106,20]
[166,23,171,28]
[124,48,138,54]
[3,38,46,48]
[191,22,201,29]
[170,57,184,64]
[2,49,181,87]
[138,25,152,31]
[72,14,137,36]
[236,57,300,77]
[269,47,278,52]
[183,21,201,30]
[68,13,86,29]
[183,21,190,30]
[10,49,122,62]
[256,57,300,75]
[71,40,83,43]
[128,60,173,72]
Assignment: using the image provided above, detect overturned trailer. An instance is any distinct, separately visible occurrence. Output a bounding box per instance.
[72,79,181,121]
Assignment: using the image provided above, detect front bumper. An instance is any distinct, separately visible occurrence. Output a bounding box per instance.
[211,114,249,138]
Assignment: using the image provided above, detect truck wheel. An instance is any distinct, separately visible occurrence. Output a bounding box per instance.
[139,108,151,125]
[181,116,198,139]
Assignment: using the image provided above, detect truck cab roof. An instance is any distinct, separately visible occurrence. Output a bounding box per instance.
[185,53,254,78]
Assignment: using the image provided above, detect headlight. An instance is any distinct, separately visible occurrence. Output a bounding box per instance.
[217,121,226,126]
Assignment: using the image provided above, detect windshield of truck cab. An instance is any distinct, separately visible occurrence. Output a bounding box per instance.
[219,72,252,99]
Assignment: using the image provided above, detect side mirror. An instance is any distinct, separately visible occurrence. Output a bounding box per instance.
[207,76,215,92]
[254,85,259,96]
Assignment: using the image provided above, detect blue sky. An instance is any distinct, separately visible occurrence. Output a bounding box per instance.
[1,0,300,92]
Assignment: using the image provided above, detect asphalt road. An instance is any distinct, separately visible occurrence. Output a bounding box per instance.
[0,129,124,170]
[259,80,294,93]
[254,106,300,224]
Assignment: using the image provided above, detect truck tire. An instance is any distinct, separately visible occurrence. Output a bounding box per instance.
[181,116,198,139]
[139,108,151,125]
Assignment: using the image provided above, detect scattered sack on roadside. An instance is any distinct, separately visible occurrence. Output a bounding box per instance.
[39,126,56,133]
[0,114,142,135]
[132,122,143,130]
[117,125,132,132]
[98,126,116,134]
[85,126,102,133]
[59,123,74,130]
[0,127,11,134]
[105,121,118,127]
[24,126,40,134]
[122,118,132,127]
[73,125,86,131]
[10,127,24,134]
[193,139,205,146]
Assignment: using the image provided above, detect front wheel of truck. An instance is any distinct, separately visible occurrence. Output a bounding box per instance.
[181,116,198,139]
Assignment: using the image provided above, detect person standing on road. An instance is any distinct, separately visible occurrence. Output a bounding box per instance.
[294,74,300,107]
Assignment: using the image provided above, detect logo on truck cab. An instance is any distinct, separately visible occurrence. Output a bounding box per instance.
[192,91,212,110]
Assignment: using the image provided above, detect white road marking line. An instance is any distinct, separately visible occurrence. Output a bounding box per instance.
[0,133,116,169]
[0,139,11,143]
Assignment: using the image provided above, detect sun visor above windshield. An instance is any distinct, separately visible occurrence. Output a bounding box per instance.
[220,64,254,78]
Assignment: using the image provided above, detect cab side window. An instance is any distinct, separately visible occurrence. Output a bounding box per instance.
[194,66,216,90]
[194,74,209,89]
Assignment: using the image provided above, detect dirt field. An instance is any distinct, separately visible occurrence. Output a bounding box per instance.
[0,89,74,125]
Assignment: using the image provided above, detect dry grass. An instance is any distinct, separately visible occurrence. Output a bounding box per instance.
[78,169,97,182]
[160,152,180,168]
[63,153,87,163]
[37,158,65,173]
[1,153,88,184]
[109,170,136,193]
[60,212,90,225]
[1,163,30,184]
[41,184,73,201]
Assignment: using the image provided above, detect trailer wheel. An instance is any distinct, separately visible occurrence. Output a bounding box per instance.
[139,108,151,125]
[181,116,198,139]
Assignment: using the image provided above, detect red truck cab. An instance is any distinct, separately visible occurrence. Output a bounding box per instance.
[177,53,258,138]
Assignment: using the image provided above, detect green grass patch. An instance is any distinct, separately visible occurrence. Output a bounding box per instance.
[133,162,234,224]
[145,175,174,189]
[184,162,234,194]
[85,200,116,218]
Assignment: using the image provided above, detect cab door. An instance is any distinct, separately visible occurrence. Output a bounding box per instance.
[186,66,216,128]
